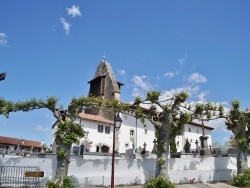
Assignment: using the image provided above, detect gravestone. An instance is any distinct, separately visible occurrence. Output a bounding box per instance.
[152,139,157,154]
[73,146,80,155]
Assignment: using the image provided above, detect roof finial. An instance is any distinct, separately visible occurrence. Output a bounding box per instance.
[102,50,106,62]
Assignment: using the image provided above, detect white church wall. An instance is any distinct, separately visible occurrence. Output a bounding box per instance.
[0,155,243,186]
[118,113,155,154]
[176,123,213,153]
[75,118,113,153]
[74,115,213,155]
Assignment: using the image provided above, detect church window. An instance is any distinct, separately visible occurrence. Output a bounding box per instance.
[130,130,134,136]
[105,126,110,134]
[98,125,104,133]
[189,127,191,132]
[197,129,199,134]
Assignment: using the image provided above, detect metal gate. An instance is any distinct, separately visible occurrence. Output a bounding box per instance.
[0,166,43,187]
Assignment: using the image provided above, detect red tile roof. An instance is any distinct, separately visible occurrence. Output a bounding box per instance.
[78,113,113,125]
[0,136,48,148]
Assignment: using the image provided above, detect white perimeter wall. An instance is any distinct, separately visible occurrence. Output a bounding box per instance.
[1,155,248,187]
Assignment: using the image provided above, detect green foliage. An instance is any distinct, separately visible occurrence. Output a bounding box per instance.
[46,176,75,188]
[184,138,191,153]
[232,100,240,110]
[56,148,67,158]
[145,176,175,188]
[170,139,177,153]
[157,157,165,166]
[179,113,190,125]
[232,174,248,187]
[226,99,250,174]
[140,147,146,154]
[146,90,161,102]
[55,120,86,145]
[0,97,59,118]
[62,176,75,188]
[232,168,250,187]
[134,96,143,105]
[46,180,57,188]
[218,104,224,116]
[192,102,223,121]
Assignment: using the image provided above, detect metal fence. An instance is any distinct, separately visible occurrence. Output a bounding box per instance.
[0,166,42,187]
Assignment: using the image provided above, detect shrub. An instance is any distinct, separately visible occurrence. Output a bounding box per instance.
[46,180,57,188]
[62,176,75,188]
[184,138,191,153]
[170,139,177,153]
[46,176,75,188]
[232,168,250,187]
[232,174,249,187]
[145,176,175,188]
[140,148,146,154]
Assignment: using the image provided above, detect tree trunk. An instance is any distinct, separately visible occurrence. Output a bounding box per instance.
[55,143,72,185]
[155,126,170,178]
[236,145,242,175]
[236,141,248,175]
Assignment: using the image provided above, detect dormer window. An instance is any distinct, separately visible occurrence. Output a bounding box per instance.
[88,75,106,97]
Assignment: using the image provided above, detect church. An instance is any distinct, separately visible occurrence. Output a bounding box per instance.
[57,58,214,155]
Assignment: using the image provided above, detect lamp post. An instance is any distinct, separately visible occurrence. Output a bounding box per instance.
[111,113,122,188]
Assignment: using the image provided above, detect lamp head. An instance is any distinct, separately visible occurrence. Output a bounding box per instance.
[114,113,122,131]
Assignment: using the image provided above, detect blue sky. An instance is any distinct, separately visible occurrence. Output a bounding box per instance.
[1,1,250,147]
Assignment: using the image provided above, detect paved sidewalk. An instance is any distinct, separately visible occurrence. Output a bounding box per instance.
[82,182,237,188]
[175,182,236,188]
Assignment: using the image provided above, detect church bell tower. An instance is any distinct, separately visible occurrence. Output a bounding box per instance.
[85,57,124,121]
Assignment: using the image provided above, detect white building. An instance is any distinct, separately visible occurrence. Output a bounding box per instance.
[54,58,214,155]
[74,112,213,155]
[175,121,213,153]
[75,112,155,154]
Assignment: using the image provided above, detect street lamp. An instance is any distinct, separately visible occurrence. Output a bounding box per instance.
[111,113,122,188]
[0,72,7,81]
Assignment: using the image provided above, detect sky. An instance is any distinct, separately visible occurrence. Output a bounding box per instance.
[1,1,250,147]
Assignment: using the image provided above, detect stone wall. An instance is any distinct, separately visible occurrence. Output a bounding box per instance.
[0,155,248,187]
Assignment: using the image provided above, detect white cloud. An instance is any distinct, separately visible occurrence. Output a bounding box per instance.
[178,58,185,65]
[132,75,151,91]
[197,91,209,102]
[34,125,50,132]
[220,101,230,107]
[118,70,126,75]
[67,5,81,18]
[60,17,71,35]
[132,88,142,97]
[206,118,227,131]
[0,33,8,46]
[223,136,230,142]
[188,73,207,84]
[159,86,200,101]
[178,54,188,65]
[164,71,175,78]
